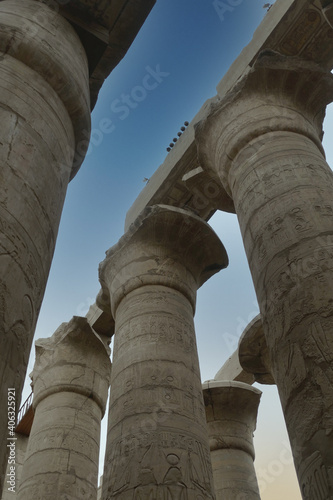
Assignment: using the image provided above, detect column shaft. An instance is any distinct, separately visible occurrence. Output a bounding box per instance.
[105,286,212,499]
[232,131,333,495]
[20,393,102,500]
[211,449,259,500]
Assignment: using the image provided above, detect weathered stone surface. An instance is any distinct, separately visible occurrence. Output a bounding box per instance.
[238,315,275,385]
[1,434,28,500]
[85,302,114,356]
[17,316,111,500]
[0,1,91,492]
[0,0,91,178]
[203,380,262,500]
[196,52,333,498]
[99,205,228,500]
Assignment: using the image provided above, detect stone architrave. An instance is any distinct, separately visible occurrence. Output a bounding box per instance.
[213,349,255,385]
[321,0,333,27]
[196,51,333,497]
[99,204,228,500]
[17,316,111,500]
[0,0,91,490]
[203,381,262,500]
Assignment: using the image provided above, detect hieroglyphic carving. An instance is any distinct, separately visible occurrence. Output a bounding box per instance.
[279,10,321,56]
[303,319,333,413]
[115,313,197,358]
[18,318,110,500]
[133,468,158,499]
[105,432,213,500]
[195,49,333,498]
[277,342,308,405]
[0,285,34,387]
[0,205,44,302]
[303,25,333,65]
[237,154,333,220]
[110,363,205,424]
[300,452,330,500]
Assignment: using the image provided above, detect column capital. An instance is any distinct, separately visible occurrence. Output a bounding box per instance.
[99,204,228,315]
[0,0,91,177]
[31,316,111,415]
[202,380,261,459]
[195,51,333,201]
[238,315,275,385]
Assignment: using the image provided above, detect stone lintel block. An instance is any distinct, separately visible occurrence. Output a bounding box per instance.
[99,204,228,315]
[182,166,235,214]
[86,301,114,340]
[203,380,262,459]
[213,349,255,385]
[195,51,333,198]
[31,316,111,415]
[238,314,275,385]
[321,0,333,27]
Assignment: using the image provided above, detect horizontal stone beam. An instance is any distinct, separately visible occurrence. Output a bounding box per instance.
[85,302,114,342]
[213,349,255,385]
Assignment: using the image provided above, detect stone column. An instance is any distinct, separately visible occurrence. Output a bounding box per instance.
[196,51,333,497]
[203,381,261,500]
[0,0,90,490]
[1,434,28,500]
[99,204,228,500]
[17,316,111,500]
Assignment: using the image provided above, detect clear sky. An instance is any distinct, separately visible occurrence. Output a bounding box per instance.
[20,1,333,498]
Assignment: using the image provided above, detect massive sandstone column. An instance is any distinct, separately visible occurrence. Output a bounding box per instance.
[196,51,333,498]
[17,316,111,500]
[0,0,90,490]
[99,204,228,500]
[203,381,261,500]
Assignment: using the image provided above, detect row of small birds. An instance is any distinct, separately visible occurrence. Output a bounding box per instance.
[166,121,189,152]
[142,121,190,183]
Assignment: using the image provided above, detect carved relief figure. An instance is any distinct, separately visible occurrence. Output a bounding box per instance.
[163,454,187,500]
[301,452,330,500]
[133,468,158,499]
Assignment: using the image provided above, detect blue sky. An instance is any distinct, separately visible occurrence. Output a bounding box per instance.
[21,1,333,497]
